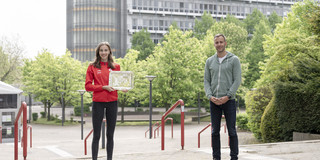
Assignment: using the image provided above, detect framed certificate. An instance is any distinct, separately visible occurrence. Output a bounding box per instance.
[109,71,134,90]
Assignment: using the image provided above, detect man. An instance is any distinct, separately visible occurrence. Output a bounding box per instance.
[204,34,241,160]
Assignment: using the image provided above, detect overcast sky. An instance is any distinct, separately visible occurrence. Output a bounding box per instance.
[0,0,66,59]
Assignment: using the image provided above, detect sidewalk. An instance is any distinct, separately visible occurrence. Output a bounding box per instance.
[1,120,320,160]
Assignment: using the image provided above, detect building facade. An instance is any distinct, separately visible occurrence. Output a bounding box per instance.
[67,0,306,62]
[67,0,127,62]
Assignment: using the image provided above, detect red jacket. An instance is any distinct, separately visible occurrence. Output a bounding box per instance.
[85,62,120,102]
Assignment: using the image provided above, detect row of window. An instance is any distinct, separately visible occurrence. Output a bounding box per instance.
[132,19,194,31]
[131,0,289,16]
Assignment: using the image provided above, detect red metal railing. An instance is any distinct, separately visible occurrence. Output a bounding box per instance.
[161,99,184,150]
[198,123,211,148]
[154,117,173,139]
[145,121,160,138]
[21,125,32,148]
[14,102,28,160]
[198,115,229,148]
[84,129,93,155]
[84,119,106,155]
[0,126,2,143]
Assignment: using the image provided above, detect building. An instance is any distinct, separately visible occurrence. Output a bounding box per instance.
[67,0,304,62]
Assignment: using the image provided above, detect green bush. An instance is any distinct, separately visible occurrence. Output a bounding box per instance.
[74,105,90,116]
[245,86,273,141]
[40,111,46,118]
[165,113,185,124]
[273,81,320,141]
[32,113,38,121]
[236,113,249,131]
[260,97,282,143]
[136,108,144,112]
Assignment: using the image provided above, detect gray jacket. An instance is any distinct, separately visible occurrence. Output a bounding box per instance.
[204,51,241,100]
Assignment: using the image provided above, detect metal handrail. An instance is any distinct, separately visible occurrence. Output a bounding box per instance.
[161,99,185,150]
[145,121,160,138]
[154,117,173,139]
[198,123,211,148]
[21,125,32,148]
[84,119,106,155]
[198,115,229,148]
[84,129,93,155]
[14,102,28,160]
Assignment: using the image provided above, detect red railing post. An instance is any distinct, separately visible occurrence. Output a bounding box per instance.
[161,99,184,150]
[28,125,32,148]
[84,129,94,155]
[14,102,28,160]
[164,117,173,138]
[198,123,211,148]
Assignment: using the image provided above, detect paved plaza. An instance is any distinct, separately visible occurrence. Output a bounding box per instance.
[1,106,320,160]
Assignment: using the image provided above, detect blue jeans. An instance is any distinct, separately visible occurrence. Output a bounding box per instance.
[210,99,238,160]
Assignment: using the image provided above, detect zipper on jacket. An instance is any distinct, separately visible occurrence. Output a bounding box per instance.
[216,63,221,98]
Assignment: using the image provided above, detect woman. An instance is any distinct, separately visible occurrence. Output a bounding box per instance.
[85,42,126,160]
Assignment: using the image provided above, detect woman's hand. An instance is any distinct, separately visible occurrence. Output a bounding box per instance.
[102,85,115,92]
[122,89,129,93]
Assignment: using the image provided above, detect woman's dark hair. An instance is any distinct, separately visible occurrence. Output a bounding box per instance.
[91,42,115,69]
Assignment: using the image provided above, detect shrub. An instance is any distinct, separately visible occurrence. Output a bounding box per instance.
[136,108,144,112]
[236,112,249,131]
[245,86,273,140]
[165,113,185,124]
[40,111,46,118]
[260,97,282,143]
[32,113,38,121]
[74,105,91,116]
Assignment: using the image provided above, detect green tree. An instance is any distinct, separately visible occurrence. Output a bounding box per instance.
[221,14,246,29]
[244,20,271,88]
[22,50,86,121]
[268,11,282,33]
[256,0,319,87]
[193,11,215,40]
[244,8,267,35]
[0,36,24,83]
[203,21,248,59]
[116,49,148,122]
[131,29,155,61]
[147,26,204,110]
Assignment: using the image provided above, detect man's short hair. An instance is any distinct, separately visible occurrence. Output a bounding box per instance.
[214,34,226,41]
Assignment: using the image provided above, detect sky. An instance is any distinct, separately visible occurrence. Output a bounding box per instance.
[0,0,66,59]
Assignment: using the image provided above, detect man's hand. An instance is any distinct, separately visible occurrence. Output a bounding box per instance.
[210,96,229,105]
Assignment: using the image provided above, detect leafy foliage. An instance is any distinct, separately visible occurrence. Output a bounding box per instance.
[193,11,215,40]
[130,29,155,61]
[0,36,24,83]
[245,87,273,140]
[146,27,205,109]
[244,20,271,88]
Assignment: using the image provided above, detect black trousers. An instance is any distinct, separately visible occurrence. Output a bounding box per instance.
[91,101,118,160]
[210,100,238,160]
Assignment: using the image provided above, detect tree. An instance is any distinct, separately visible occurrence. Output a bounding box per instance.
[203,22,248,59]
[244,8,267,35]
[116,49,148,122]
[22,49,86,121]
[268,11,282,33]
[244,20,271,88]
[146,26,204,110]
[256,0,319,87]
[0,36,24,83]
[130,29,155,61]
[193,11,215,40]
[221,14,246,29]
